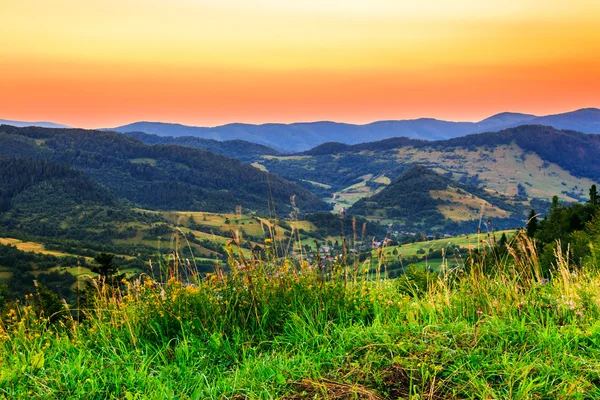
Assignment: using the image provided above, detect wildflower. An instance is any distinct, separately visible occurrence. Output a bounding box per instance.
[476,310,483,315]
[576,312,583,317]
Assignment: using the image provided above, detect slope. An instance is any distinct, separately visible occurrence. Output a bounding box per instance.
[257,125,600,211]
[0,125,328,215]
[349,166,521,232]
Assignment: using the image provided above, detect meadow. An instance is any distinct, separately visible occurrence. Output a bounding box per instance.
[1,231,599,399]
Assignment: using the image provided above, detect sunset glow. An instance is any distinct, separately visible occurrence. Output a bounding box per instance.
[1,0,599,127]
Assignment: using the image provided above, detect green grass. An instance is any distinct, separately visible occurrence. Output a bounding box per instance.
[380,230,516,260]
[1,233,600,399]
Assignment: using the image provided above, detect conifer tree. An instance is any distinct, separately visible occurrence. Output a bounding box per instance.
[589,184,598,207]
[526,209,538,238]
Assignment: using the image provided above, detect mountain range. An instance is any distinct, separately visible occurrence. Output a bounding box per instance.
[3,107,600,153]
[107,108,600,152]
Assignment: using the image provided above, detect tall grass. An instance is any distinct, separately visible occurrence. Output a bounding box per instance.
[1,231,600,399]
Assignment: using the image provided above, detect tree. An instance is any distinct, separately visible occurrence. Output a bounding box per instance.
[590,185,598,207]
[34,282,65,323]
[526,209,538,238]
[91,253,118,279]
[0,284,9,310]
[498,232,508,248]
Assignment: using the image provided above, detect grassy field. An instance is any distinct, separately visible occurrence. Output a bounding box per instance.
[430,186,510,221]
[0,238,75,258]
[1,232,599,399]
[380,230,513,259]
[394,144,595,202]
[373,230,517,273]
[328,174,389,212]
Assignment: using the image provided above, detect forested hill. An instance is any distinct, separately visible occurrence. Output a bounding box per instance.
[349,166,526,232]
[349,166,449,223]
[121,131,279,161]
[301,137,427,155]
[0,125,328,214]
[0,157,117,213]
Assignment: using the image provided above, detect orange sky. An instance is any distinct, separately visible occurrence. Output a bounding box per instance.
[1,0,599,128]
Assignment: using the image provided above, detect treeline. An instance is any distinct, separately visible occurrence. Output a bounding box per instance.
[528,186,600,272]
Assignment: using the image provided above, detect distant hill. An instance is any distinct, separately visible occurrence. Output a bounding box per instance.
[0,125,328,215]
[108,108,600,152]
[349,166,526,232]
[121,131,279,161]
[528,108,600,133]
[0,119,69,129]
[475,112,536,130]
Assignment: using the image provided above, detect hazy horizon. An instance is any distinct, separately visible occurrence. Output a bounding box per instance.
[1,106,598,131]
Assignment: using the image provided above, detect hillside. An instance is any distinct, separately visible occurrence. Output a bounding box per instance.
[109,108,600,152]
[255,126,600,216]
[0,125,328,215]
[121,131,279,161]
[0,157,117,213]
[349,166,522,232]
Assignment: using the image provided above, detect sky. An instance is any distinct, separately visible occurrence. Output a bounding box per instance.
[1,0,599,128]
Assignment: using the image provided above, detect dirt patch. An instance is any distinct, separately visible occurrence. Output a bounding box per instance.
[286,378,384,400]
[284,363,454,400]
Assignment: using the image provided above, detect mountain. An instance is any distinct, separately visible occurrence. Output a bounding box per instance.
[348,166,522,232]
[0,125,328,215]
[474,112,536,131]
[0,119,69,129]
[121,131,279,161]
[108,108,600,152]
[529,108,600,133]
